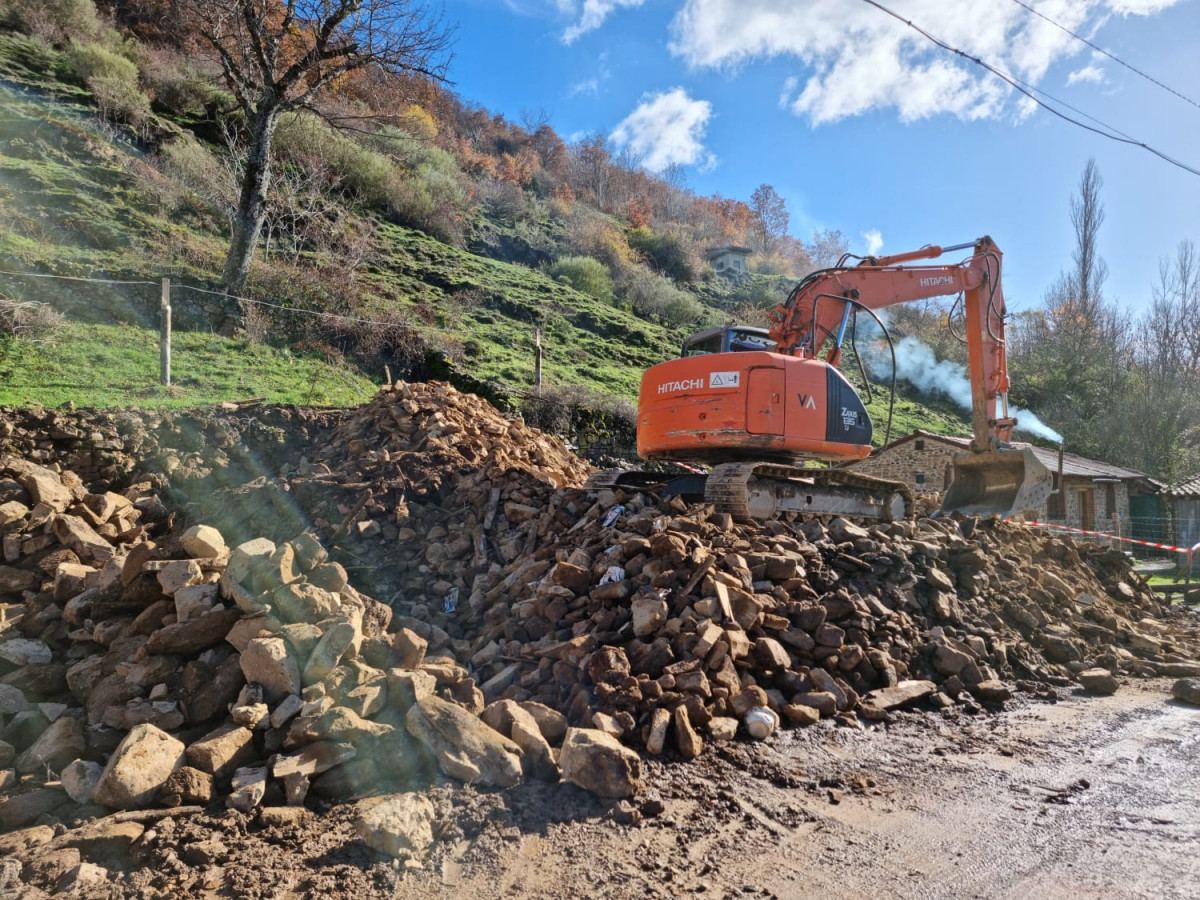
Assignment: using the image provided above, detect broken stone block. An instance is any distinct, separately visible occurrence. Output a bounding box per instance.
[1079,668,1119,696]
[355,793,435,861]
[226,765,268,812]
[61,759,104,804]
[186,723,257,780]
[240,637,301,703]
[93,724,186,810]
[156,559,202,596]
[559,727,640,798]
[158,766,213,807]
[405,695,522,788]
[180,525,227,560]
[16,714,85,775]
[1172,677,1200,705]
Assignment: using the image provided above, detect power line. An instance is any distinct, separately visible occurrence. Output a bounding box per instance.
[1006,0,1200,113]
[860,0,1200,179]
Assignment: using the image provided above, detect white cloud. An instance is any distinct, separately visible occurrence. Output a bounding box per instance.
[569,78,600,96]
[560,0,647,44]
[610,88,716,172]
[1067,65,1105,85]
[568,51,611,97]
[863,229,884,256]
[669,0,1184,124]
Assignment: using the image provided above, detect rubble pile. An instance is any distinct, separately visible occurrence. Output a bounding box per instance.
[0,453,597,854]
[2,381,1200,887]
[447,493,1200,756]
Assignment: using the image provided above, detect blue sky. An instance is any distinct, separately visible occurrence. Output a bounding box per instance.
[442,0,1199,314]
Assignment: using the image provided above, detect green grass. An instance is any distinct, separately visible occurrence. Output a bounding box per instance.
[0,322,376,408]
[359,223,687,396]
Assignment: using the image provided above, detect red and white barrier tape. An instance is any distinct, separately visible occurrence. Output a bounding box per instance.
[1021,520,1191,554]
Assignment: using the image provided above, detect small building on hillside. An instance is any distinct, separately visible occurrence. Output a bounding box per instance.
[847,430,1157,533]
[1161,475,1200,549]
[705,246,752,276]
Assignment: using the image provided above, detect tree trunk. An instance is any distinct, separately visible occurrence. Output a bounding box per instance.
[222,103,280,296]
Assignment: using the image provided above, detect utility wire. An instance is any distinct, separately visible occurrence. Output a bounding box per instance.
[1006,0,1200,112]
[860,0,1200,179]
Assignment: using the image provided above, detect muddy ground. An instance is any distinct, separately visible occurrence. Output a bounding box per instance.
[96,678,1195,900]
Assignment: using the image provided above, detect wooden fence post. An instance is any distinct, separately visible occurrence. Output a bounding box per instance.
[534,328,543,389]
[160,278,171,387]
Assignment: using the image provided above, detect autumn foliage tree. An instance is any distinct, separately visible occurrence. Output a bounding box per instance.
[178,0,452,295]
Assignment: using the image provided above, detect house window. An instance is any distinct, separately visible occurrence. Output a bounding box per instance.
[1106,482,1117,516]
[915,439,925,451]
[732,259,743,271]
[915,473,926,485]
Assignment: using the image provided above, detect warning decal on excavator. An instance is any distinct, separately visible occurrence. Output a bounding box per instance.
[709,371,741,389]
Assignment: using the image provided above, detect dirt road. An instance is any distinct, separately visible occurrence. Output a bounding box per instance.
[420,680,1198,900]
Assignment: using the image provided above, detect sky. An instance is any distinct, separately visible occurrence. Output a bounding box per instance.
[440,0,1200,314]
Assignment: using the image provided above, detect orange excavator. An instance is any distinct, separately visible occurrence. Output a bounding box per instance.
[593,236,1053,521]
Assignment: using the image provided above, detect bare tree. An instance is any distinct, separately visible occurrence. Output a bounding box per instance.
[749,183,788,253]
[806,228,849,269]
[181,0,452,295]
[1069,157,1109,309]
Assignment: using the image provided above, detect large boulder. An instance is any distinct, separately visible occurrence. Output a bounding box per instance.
[404,696,522,788]
[559,727,641,798]
[93,724,186,809]
[355,793,435,861]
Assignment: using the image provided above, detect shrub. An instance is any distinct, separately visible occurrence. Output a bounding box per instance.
[628,226,701,284]
[563,213,637,277]
[68,40,139,87]
[478,177,530,224]
[159,137,235,216]
[0,296,66,344]
[520,384,637,456]
[274,113,399,208]
[89,73,151,128]
[549,255,613,302]
[621,267,703,326]
[140,47,227,116]
[0,0,100,46]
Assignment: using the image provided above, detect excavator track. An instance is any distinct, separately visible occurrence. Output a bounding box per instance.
[703,462,913,523]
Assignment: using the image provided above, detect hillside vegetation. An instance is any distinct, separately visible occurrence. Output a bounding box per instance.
[0,3,973,444]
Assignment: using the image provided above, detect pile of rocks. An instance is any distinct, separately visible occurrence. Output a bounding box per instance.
[1,454,635,851]
[450,491,1200,758]
[4,380,1200,884]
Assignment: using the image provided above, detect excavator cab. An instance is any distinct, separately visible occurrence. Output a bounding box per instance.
[939,444,1054,518]
[681,325,777,357]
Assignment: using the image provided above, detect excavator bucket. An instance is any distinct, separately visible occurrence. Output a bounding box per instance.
[938,445,1054,518]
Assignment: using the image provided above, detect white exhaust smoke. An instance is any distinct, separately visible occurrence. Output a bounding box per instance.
[861,333,1064,444]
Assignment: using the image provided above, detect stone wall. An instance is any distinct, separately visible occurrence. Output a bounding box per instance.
[850,438,962,492]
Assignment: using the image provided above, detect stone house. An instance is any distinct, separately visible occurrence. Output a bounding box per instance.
[705,246,752,276]
[847,430,1156,533]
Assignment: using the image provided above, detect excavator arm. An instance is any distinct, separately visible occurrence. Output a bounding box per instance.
[768,236,1013,452]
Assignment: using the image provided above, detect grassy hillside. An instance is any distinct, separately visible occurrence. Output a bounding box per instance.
[0,321,375,408]
[0,29,971,443]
